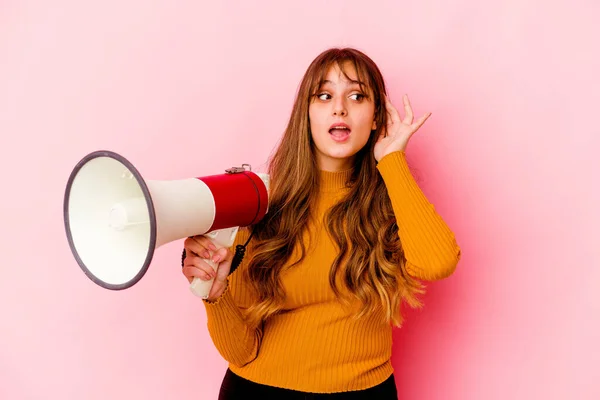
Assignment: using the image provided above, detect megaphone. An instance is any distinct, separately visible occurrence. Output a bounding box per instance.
[63,150,269,299]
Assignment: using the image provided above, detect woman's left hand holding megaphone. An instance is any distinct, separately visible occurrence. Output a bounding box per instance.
[182,235,233,301]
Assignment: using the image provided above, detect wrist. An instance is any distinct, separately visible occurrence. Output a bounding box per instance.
[204,280,229,303]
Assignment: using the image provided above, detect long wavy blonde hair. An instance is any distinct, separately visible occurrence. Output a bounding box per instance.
[243,47,424,327]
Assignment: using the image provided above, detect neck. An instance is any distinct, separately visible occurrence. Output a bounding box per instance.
[316,155,356,172]
[318,168,353,193]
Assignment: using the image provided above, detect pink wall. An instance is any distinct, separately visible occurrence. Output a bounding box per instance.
[1,1,599,399]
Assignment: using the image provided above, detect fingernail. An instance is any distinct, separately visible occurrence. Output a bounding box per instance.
[203,250,211,259]
[208,243,217,251]
[212,255,221,263]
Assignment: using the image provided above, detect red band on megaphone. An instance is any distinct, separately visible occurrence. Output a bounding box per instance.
[198,171,268,231]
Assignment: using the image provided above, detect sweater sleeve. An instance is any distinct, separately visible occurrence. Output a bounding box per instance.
[376,151,462,281]
[202,229,262,367]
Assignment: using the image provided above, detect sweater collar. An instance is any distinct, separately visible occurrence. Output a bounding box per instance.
[318,168,353,193]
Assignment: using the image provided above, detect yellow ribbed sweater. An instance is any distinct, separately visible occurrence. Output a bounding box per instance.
[202,151,461,393]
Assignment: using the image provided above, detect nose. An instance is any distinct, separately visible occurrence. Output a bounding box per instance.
[332,97,347,117]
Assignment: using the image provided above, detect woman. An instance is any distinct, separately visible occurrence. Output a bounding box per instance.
[182,47,461,399]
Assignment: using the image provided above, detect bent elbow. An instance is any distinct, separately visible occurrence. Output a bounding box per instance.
[437,252,460,280]
[407,246,461,281]
[226,351,259,368]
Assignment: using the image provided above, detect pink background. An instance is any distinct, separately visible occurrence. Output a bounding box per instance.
[1,1,599,399]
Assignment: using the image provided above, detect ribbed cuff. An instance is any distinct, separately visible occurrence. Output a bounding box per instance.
[203,281,245,327]
[203,280,230,305]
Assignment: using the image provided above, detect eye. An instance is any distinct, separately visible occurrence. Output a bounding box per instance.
[316,93,331,101]
[349,93,365,101]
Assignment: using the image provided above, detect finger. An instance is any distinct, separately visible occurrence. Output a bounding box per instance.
[385,95,402,126]
[192,235,217,251]
[402,94,414,125]
[183,237,213,259]
[192,235,218,251]
[184,256,218,278]
[212,247,233,263]
[212,249,233,281]
[412,112,432,131]
[194,257,219,278]
[182,266,213,282]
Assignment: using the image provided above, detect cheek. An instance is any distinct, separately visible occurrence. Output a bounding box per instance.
[356,131,372,150]
[308,108,327,136]
[355,110,376,136]
[349,115,375,150]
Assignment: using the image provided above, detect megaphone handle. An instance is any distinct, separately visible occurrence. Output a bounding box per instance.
[189,227,239,299]
[189,260,218,299]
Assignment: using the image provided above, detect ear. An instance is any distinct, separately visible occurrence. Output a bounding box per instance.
[371,120,377,130]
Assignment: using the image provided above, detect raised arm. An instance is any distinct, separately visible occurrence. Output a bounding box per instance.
[377,150,461,281]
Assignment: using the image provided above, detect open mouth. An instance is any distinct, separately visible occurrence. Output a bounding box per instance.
[329,124,351,142]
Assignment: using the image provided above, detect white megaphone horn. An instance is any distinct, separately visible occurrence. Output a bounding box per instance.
[63,150,269,299]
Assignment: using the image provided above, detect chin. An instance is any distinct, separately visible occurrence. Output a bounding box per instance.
[327,149,360,161]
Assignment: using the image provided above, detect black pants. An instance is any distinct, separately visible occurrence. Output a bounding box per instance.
[218,368,398,399]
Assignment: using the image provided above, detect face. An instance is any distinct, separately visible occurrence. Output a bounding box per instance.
[308,62,377,172]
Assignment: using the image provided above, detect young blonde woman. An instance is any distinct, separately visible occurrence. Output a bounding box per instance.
[182,47,461,399]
